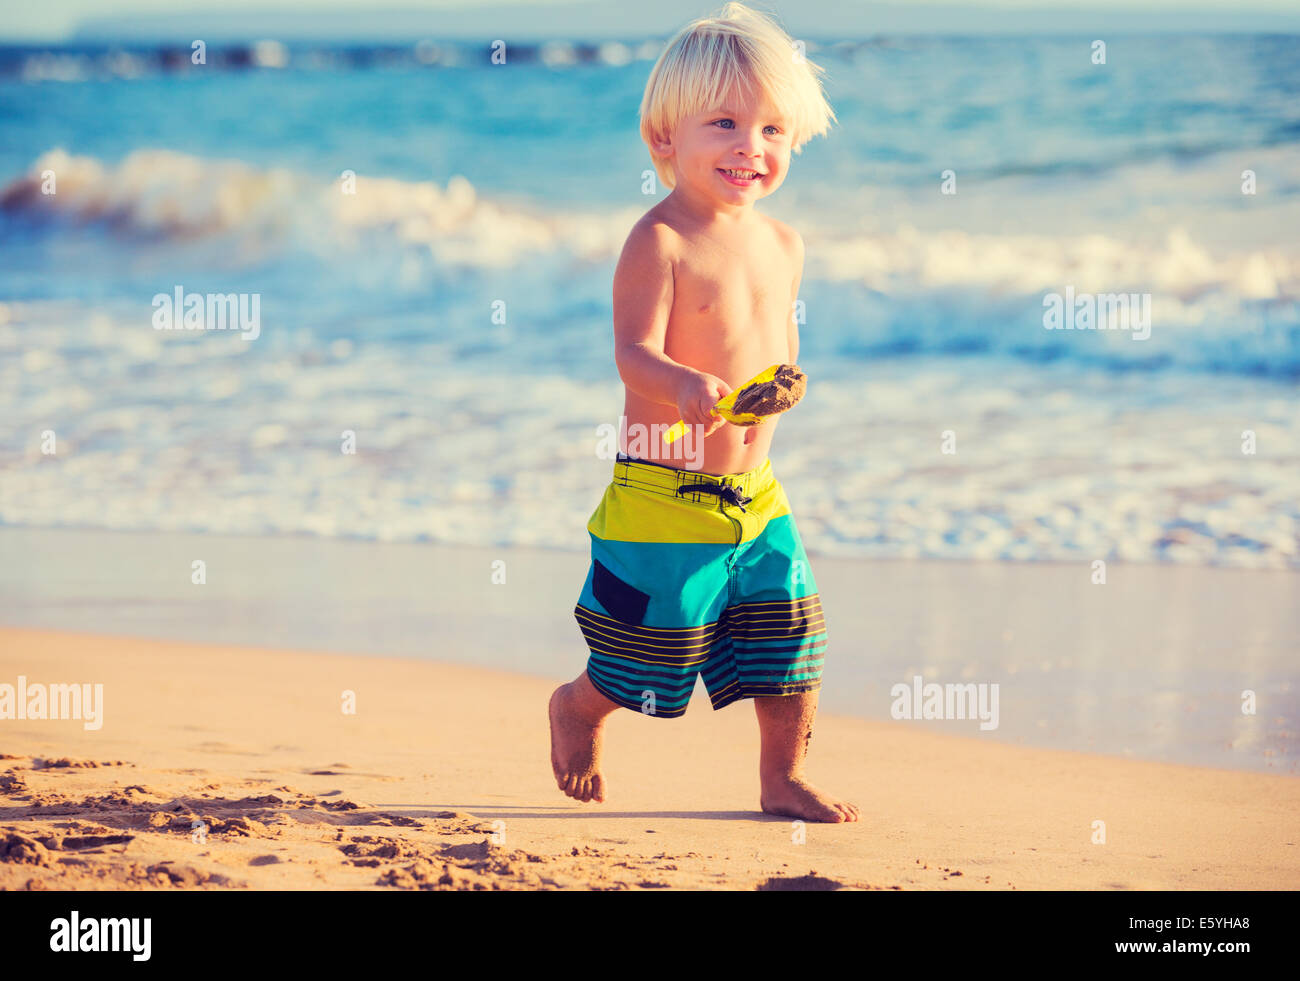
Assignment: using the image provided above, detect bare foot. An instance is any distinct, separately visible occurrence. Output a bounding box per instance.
[760,775,860,823]
[549,683,607,803]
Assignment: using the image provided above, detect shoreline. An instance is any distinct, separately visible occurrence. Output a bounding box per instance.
[3,525,1296,775]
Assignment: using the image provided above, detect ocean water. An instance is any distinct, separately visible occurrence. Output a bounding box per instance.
[1,35,1298,569]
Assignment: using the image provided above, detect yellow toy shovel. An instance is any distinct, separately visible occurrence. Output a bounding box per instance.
[662,363,807,444]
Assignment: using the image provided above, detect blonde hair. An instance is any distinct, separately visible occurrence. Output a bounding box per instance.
[639,1,837,190]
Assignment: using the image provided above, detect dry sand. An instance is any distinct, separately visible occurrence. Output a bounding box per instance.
[1,627,1297,890]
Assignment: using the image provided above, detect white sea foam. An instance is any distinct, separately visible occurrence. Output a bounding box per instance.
[2,299,1296,568]
[4,147,1296,300]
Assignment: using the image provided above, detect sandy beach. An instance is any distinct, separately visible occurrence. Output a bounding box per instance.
[2,625,1297,891]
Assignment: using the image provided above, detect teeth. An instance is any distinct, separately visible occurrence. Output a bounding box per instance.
[723,169,759,179]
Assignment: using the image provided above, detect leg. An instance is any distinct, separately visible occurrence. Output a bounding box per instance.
[549,670,620,803]
[755,688,860,823]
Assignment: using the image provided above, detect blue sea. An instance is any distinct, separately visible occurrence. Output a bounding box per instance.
[1,35,1298,567]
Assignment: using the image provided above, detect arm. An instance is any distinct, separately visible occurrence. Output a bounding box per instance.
[613,221,730,433]
[787,228,804,363]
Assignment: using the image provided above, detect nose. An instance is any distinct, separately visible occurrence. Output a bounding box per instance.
[733,126,763,157]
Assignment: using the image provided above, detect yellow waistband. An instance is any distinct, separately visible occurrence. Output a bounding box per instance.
[612,454,773,502]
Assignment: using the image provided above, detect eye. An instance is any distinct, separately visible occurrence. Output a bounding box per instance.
[713,119,782,136]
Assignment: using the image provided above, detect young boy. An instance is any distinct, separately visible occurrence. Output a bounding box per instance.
[549,2,858,823]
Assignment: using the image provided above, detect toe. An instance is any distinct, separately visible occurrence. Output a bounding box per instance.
[591,774,606,802]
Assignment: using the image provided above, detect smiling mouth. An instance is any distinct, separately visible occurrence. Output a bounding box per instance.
[718,168,765,182]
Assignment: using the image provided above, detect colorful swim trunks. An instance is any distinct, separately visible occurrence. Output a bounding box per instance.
[573,452,827,718]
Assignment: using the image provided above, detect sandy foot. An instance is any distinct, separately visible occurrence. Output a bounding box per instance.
[549,684,607,804]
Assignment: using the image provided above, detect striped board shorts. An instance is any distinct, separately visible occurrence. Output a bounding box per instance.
[573,452,828,718]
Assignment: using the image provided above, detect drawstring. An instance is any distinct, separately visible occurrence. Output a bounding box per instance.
[677,482,752,512]
[616,453,755,512]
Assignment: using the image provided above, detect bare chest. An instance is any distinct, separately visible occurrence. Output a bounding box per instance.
[668,236,791,355]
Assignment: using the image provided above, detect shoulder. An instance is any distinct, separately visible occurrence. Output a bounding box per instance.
[613,214,679,307]
[618,212,681,267]
[762,214,804,266]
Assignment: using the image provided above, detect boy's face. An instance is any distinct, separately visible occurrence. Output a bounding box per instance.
[659,84,792,205]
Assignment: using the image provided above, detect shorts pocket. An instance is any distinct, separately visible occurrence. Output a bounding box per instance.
[592,558,650,626]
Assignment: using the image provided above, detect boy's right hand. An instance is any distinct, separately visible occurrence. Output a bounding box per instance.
[676,371,732,438]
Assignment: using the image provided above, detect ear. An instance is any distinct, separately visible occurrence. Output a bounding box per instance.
[650,130,675,158]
